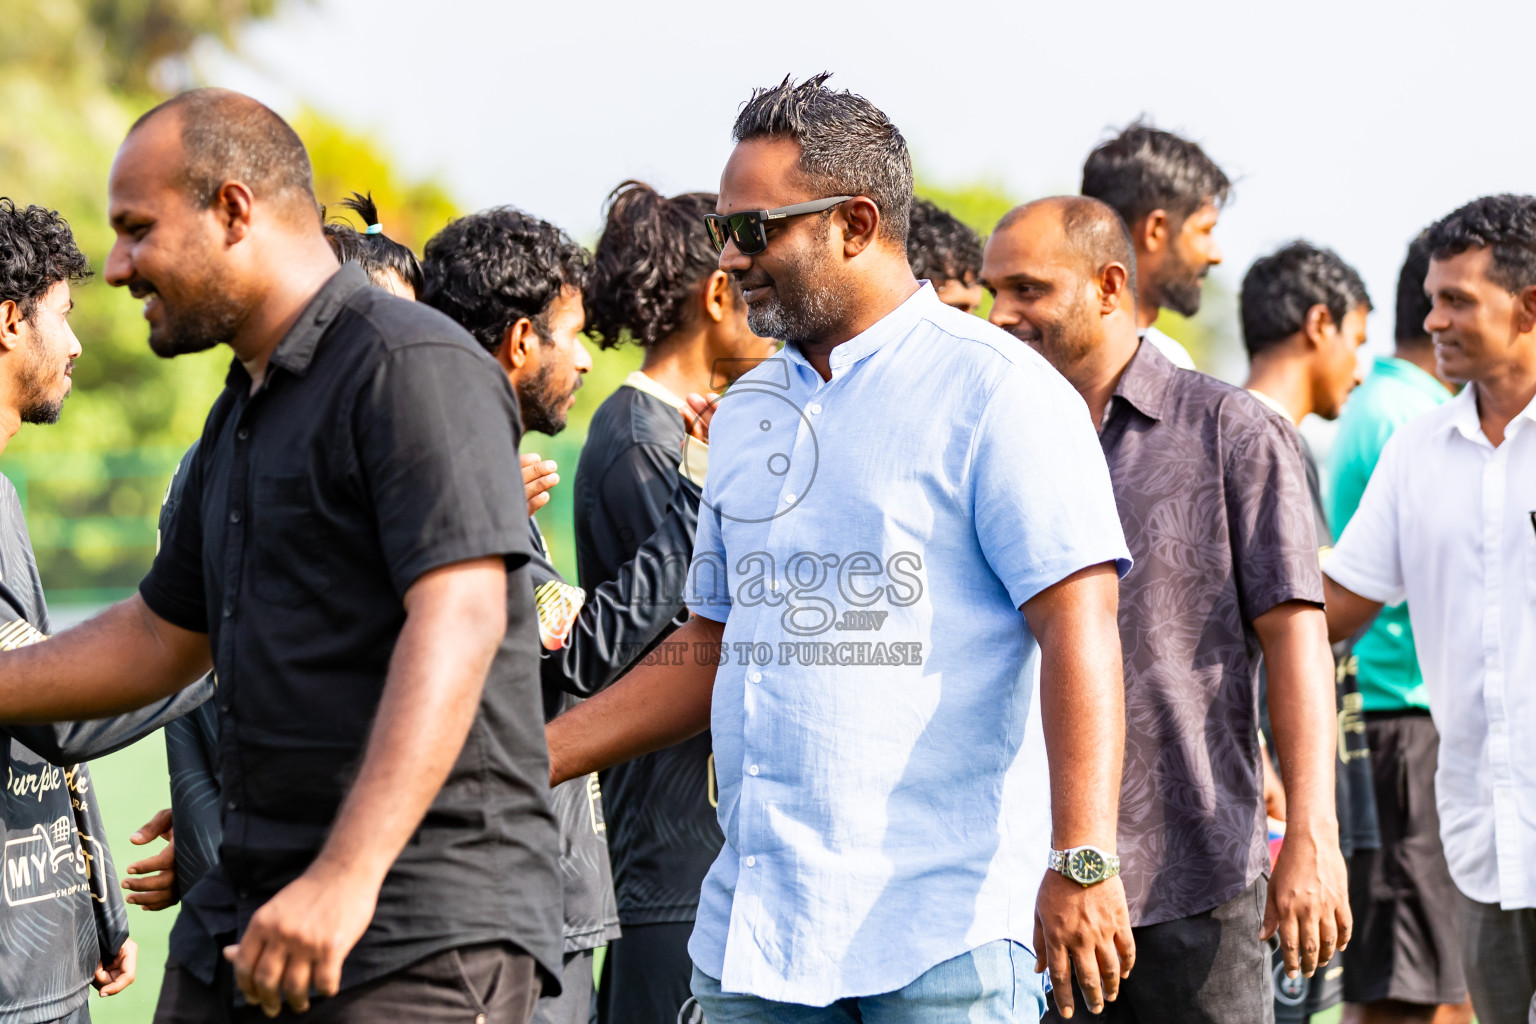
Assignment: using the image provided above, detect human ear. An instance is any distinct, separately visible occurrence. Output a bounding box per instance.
[1515,284,1536,335]
[215,181,256,243]
[1302,304,1333,350]
[1098,263,1131,314]
[496,318,537,377]
[701,270,732,325]
[838,197,881,259]
[1137,210,1169,254]
[0,300,21,354]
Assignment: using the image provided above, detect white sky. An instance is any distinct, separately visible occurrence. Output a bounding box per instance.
[201,0,1536,373]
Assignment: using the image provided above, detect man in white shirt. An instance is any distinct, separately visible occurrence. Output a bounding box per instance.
[1324,194,1536,1024]
[1081,121,1229,371]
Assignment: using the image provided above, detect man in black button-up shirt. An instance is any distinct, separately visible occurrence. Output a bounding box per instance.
[0,90,561,1023]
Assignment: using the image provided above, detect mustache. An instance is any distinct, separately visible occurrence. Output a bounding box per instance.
[127,279,159,300]
[1003,323,1043,345]
[733,269,773,291]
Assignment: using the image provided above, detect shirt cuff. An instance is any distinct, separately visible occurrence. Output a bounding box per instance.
[1321,552,1406,606]
[680,436,708,489]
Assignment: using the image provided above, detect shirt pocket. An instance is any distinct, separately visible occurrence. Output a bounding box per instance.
[252,474,335,605]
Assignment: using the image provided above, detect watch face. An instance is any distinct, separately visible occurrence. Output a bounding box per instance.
[1069,848,1106,883]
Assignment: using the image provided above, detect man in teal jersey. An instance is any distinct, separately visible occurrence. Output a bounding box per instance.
[1328,232,1469,1024]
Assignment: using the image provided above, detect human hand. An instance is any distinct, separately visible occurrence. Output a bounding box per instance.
[521,452,560,517]
[1034,869,1135,1018]
[224,861,378,1016]
[93,937,137,995]
[1262,829,1350,979]
[681,392,719,445]
[122,807,178,910]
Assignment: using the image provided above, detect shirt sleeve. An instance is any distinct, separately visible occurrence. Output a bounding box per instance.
[353,342,532,597]
[1324,431,1407,605]
[971,364,1131,608]
[1222,398,1326,621]
[139,439,211,633]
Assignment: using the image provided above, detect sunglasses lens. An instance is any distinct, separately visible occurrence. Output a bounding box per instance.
[705,217,728,253]
[729,214,766,255]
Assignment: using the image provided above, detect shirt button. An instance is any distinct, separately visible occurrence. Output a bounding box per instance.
[229,510,242,524]
[476,1016,487,1024]
[219,701,231,713]
[236,428,250,441]
[222,602,234,619]
[749,764,760,776]
[225,798,238,811]
[745,856,757,868]
[784,493,796,503]
[809,403,822,415]
[749,671,762,683]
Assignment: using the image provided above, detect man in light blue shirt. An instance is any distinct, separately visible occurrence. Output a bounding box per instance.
[548,76,1134,1023]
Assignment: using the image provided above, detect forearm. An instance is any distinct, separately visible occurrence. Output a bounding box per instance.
[0,595,210,723]
[547,613,722,785]
[313,561,504,885]
[1259,602,1338,836]
[1028,564,1125,849]
[1322,574,1383,644]
[13,673,215,765]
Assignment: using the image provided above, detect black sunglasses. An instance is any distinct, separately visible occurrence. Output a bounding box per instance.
[704,196,855,256]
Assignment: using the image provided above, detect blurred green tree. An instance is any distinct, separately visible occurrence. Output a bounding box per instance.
[0,0,465,601]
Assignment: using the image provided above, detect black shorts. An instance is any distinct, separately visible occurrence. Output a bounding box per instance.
[153,943,541,1024]
[597,922,694,1024]
[1043,876,1274,1024]
[1343,711,1468,1006]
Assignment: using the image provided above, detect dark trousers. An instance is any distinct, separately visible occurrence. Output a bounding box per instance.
[1454,892,1536,1024]
[153,942,541,1024]
[1043,876,1274,1024]
[598,922,696,1024]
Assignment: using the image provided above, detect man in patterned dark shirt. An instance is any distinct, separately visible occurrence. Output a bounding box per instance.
[983,196,1349,1024]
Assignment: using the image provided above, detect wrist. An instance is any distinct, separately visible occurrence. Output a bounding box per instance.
[309,847,390,892]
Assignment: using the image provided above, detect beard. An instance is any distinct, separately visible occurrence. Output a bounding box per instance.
[518,358,579,436]
[1001,297,1099,380]
[137,253,247,358]
[1152,257,1207,319]
[15,338,69,425]
[737,225,846,345]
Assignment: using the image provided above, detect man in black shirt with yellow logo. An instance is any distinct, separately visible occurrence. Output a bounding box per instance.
[422,206,711,1024]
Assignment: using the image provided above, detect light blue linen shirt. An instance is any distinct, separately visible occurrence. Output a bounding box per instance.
[684,284,1131,1005]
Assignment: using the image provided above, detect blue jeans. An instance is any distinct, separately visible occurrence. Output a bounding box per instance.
[690,940,1048,1023]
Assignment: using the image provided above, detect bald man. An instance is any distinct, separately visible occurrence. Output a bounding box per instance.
[982,197,1349,1024]
[0,90,562,1022]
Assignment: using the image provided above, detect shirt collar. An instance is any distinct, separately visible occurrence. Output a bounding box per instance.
[1111,337,1174,421]
[1371,356,1452,404]
[268,264,370,379]
[622,371,685,411]
[1438,380,1536,445]
[785,283,937,381]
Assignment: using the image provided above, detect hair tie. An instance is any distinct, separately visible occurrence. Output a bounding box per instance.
[365,223,384,235]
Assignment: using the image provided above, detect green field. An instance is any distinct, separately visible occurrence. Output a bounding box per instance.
[87,734,177,1022]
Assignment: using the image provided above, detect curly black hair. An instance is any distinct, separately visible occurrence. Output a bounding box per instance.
[1425,194,1536,295]
[1081,120,1230,230]
[906,198,982,287]
[419,207,589,356]
[0,198,91,319]
[322,192,424,296]
[585,182,722,351]
[1240,240,1371,357]
[733,73,913,245]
